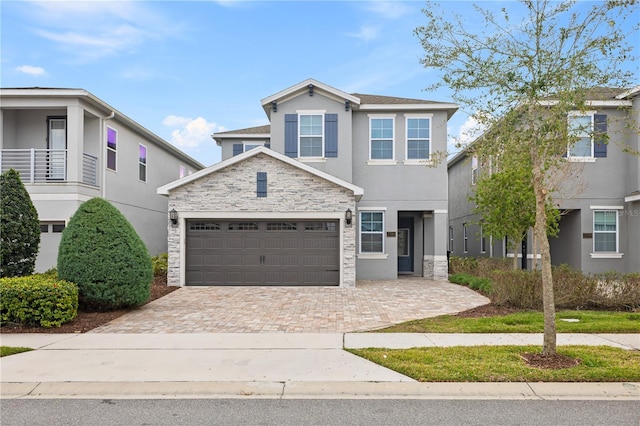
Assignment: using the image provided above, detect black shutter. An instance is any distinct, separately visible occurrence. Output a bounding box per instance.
[324,114,338,157]
[232,143,243,156]
[284,114,298,158]
[257,172,267,197]
[594,114,607,158]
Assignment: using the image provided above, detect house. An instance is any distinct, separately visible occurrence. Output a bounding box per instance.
[448,86,640,274]
[0,88,204,272]
[158,78,458,287]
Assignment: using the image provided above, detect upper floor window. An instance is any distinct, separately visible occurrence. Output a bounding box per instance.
[369,117,394,160]
[471,156,478,185]
[139,144,147,182]
[243,142,264,152]
[593,210,618,253]
[567,112,607,160]
[107,127,117,171]
[299,114,323,157]
[179,165,186,178]
[406,117,431,161]
[360,211,385,253]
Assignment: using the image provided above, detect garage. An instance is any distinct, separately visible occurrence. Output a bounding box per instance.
[186,219,339,286]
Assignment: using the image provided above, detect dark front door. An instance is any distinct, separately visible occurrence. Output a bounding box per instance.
[397,216,414,273]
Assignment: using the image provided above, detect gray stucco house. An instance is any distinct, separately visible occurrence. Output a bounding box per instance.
[0,88,204,272]
[158,78,458,287]
[448,86,640,274]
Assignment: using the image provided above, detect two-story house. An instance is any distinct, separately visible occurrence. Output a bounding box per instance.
[0,88,204,272]
[158,79,458,287]
[448,86,640,274]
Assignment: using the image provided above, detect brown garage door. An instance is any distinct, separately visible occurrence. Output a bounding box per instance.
[186,220,339,286]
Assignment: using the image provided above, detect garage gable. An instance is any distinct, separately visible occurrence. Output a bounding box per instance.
[163,147,362,288]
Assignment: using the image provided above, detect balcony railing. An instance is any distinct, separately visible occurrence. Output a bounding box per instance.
[0,149,99,187]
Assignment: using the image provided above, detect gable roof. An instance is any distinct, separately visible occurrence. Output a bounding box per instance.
[157,146,364,199]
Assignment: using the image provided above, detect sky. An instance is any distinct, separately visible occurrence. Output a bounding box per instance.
[2,0,639,167]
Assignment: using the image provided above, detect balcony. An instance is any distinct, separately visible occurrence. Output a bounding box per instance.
[0,149,99,187]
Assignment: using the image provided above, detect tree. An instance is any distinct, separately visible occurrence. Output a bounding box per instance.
[416,0,637,355]
[470,153,560,270]
[57,198,153,311]
[0,169,40,277]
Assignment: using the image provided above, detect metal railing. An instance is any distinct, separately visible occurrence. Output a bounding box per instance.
[0,149,99,187]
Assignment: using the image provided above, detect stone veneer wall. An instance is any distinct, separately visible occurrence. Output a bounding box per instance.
[423,255,448,280]
[166,153,357,287]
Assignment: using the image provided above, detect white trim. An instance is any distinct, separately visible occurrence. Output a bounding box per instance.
[157,146,364,198]
[367,160,397,166]
[403,159,434,166]
[242,141,264,151]
[138,143,147,183]
[592,209,620,254]
[358,209,386,255]
[359,103,458,111]
[357,253,389,260]
[590,252,624,259]
[29,193,94,202]
[568,157,597,163]
[615,85,640,100]
[298,157,327,163]
[296,109,326,114]
[590,205,624,210]
[433,209,448,214]
[297,111,325,159]
[404,115,432,162]
[261,78,361,107]
[625,194,640,203]
[213,133,271,139]
[357,207,387,211]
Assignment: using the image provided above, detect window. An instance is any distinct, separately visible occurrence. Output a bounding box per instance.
[568,113,594,158]
[369,117,394,160]
[449,226,454,252]
[189,222,220,231]
[593,210,618,252]
[305,222,337,232]
[179,165,186,178]
[40,221,65,233]
[107,127,117,171]
[360,211,384,253]
[471,156,478,185]
[299,114,323,157]
[267,222,297,231]
[406,117,430,160]
[243,142,264,152]
[228,222,259,231]
[463,223,468,253]
[138,144,147,182]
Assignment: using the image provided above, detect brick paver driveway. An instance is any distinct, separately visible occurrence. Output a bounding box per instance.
[91,279,490,333]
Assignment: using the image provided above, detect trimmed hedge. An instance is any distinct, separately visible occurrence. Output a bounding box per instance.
[57,198,153,311]
[0,275,78,327]
[448,273,492,294]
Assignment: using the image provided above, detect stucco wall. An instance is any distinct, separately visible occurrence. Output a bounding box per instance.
[167,153,357,287]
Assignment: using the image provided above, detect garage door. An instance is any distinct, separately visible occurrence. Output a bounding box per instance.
[186,220,339,286]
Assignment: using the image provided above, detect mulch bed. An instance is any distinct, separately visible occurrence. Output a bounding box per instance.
[520,352,582,369]
[0,275,178,334]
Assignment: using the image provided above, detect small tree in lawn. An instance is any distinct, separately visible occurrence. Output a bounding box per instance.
[0,169,40,277]
[57,198,153,311]
[416,0,638,355]
[470,152,560,270]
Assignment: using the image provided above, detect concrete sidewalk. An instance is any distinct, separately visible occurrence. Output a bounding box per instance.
[1,332,638,400]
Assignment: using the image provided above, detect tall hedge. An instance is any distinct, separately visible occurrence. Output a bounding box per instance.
[57,198,153,311]
[0,169,40,277]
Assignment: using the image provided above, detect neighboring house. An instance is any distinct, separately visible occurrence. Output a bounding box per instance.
[0,88,204,272]
[158,78,458,287]
[448,87,640,274]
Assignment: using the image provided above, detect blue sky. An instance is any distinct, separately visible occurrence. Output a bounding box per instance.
[2,0,638,167]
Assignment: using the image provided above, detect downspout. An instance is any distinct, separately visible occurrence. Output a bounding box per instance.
[102,111,115,198]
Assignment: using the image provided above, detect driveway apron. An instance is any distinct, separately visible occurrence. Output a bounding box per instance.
[91,279,490,334]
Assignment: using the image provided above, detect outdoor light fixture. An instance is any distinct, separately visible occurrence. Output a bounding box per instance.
[271,100,277,112]
[345,208,353,225]
[169,208,178,225]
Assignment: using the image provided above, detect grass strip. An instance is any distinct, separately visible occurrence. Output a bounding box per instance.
[375,310,640,333]
[0,346,32,357]
[348,345,640,382]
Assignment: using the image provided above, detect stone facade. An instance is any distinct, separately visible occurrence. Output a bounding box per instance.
[166,153,357,287]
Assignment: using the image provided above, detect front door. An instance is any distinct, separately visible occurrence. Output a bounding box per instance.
[397,216,414,273]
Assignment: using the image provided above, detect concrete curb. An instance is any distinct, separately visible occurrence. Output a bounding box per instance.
[2,381,639,400]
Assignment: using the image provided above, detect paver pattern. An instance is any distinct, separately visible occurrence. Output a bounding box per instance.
[91,279,490,334]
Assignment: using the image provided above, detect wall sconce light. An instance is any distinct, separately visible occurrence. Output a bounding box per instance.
[345,208,353,226]
[308,84,314,96]
[169,208,178,225]
[271,100,277,112]
[345,100,350,111]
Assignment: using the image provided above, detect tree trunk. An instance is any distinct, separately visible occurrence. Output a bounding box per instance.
[532,163,556,356]
[513,239,520,270]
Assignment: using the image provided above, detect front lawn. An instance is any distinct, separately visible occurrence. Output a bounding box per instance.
[0,346,32,357]
[348,345,640,382]
[375,310,640,333]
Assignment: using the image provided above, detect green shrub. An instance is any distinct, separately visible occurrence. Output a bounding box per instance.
[0,275,78,327]
[0,169,40,277]
[57,198,153,311]
[448,257,478,275]
[489,269,543,309]
[449,273,492,294]
[151,253,168,277]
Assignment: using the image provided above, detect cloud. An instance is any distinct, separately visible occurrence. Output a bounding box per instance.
[16,65,46,76]
[457,115,487,147]
[163,115,218,149]
[24,1,185,62]
[348,25,380,42]
[362,1,413,19]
